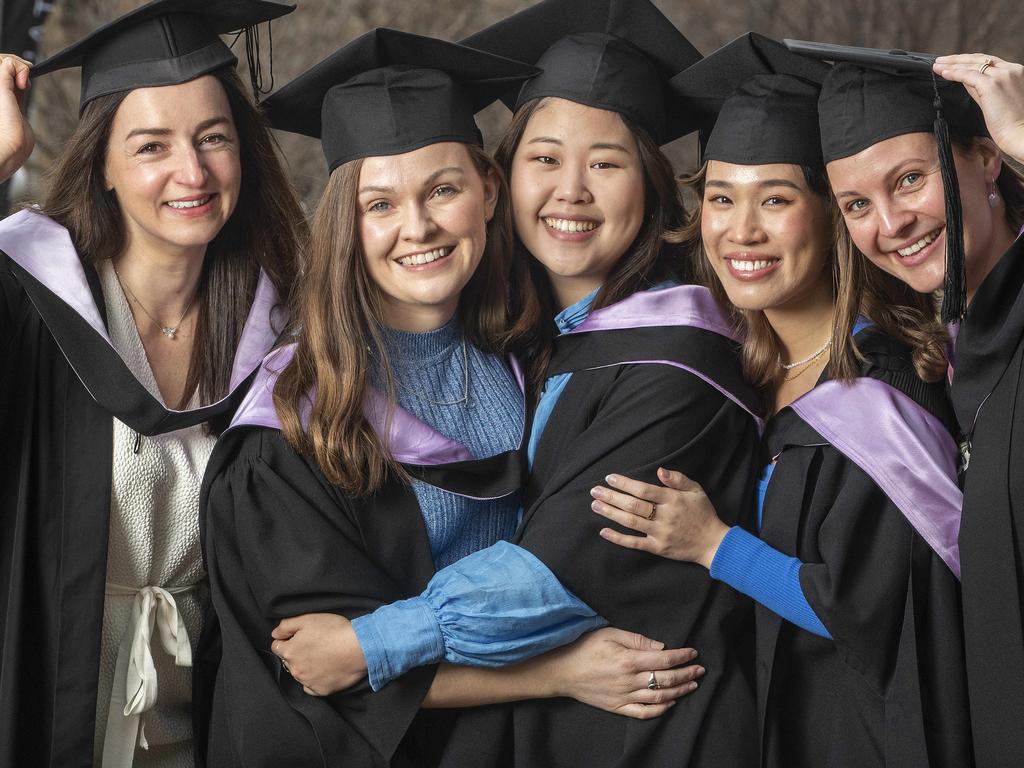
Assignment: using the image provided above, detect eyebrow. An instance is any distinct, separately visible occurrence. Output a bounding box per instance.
[124,116,232,143]
[358,166,466,196]
[705,179,804,191]
[525,136,632,153]
[833,157,934,199]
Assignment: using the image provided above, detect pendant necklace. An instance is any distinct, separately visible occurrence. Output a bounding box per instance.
[113,265,197,339]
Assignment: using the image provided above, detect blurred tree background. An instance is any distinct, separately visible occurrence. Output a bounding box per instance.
[12,0,1024,211]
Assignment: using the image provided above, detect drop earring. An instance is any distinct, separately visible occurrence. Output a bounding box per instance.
[989,183,1000,208]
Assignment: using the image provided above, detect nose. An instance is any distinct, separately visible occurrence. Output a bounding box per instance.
[875,199,916,240]
[726,203,767,245]
[401,201,438,243]
[554,161,593,205]
[174,146,207,188]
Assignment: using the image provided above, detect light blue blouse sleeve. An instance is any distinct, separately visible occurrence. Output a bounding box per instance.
[351,540,607,691]
[710,526,832,639]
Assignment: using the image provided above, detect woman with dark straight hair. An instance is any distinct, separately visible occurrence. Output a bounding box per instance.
[591,34,971,768]
[0,1,302,765]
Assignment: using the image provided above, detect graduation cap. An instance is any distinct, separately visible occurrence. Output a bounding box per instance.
[32,0,295,111]
[261,28,539,172]
[787,39,989,321]
[460,0,702,145]
[670,33,830,167]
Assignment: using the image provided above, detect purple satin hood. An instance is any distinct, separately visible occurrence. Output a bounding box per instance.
[0,208,283,411]
[572,284,740,340]
[790,377,962,578]
[230,343,526,467]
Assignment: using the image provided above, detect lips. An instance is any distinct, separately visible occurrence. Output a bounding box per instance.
[543,216,598,233]
[724,255,781,282]
[894,228,942,259]
[166,194,213,210]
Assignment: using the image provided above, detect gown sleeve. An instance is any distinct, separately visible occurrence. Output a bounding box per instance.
[202,429,437,767]
[352,540,606,690]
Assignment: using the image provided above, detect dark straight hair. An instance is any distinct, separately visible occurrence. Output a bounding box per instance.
[40,66,304,411]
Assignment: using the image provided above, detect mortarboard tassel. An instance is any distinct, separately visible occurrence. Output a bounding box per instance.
[933,76,967,322]
[232,22,276,99]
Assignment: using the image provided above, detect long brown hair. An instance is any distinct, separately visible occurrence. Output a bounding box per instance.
[40,67,304,410]
[684,162,947,400]
[495,97,691,395]
[273,143,514,495]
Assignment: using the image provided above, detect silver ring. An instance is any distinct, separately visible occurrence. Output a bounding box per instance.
[647,671,660,690]
[980,59,994,75]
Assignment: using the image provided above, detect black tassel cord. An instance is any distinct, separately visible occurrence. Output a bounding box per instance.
[932,74,968,322]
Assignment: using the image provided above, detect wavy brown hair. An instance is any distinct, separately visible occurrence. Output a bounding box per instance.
[273,143,514,494]
[495,97,691,395]
[40,66,303,411]
[684,161,948,402]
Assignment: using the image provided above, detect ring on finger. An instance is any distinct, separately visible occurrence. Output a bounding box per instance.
[647,671,660,690]
[980,58,995,75]
[646,503,657,521]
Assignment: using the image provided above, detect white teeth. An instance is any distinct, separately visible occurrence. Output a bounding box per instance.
[167,196,211,209]
[896,230,940,258]
[397,247,452,267]
[544,217,598,233]
[730,259,774,272]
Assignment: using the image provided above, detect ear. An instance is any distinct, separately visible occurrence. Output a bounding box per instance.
[974,137,1003,185]
[482,166,499,223]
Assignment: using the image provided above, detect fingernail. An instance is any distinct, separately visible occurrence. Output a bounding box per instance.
[590,486,605,499]
[653,640,665,650]
[696,666,706,677]
[605,474,620,486]
[688,682,699,692]
[591,500,602,512]
[687,649,699,660]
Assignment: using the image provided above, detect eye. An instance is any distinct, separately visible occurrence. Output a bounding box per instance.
[533,155,558,165]
[706,194,731,205]
[591,161,619,170]
[431,184,458,199]
[763,195,789,206]
[135,142,163,155]
[843,198,870,215]
[200,132,229,147]
[367,200,392,213]
[898,172,922,189]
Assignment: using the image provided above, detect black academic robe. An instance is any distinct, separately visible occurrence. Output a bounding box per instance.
[198,348,526,767]
[953,233,1024,766]
[498,321,764,768]
[0,210,283,768]
[758,330,971,768]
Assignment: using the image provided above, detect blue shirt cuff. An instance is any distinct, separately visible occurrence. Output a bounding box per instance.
[351,597,445,691]
[711,526,831,639]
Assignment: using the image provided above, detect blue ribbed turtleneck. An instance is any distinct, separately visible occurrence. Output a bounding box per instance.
[375,319,524,569]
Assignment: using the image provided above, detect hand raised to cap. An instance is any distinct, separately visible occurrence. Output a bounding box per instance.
[0,54,34,185]
[935,54,1024,164]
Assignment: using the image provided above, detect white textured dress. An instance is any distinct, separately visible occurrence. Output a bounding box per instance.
[93,261,216,768]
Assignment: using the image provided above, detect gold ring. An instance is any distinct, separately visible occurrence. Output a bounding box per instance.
[980,59,995,75]
[646,503,657,521]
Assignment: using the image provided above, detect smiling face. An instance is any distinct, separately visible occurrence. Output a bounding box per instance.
[356,141,497,331]
[701,161,833,313]
[509,98,646,308]
[826,131,1004,296]
[104,75,241,260]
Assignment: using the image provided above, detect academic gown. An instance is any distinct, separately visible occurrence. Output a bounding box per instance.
[198,345,529,768]
[758,329,971,768]
[489,287,765,768]
[953,232,1024,766]
[0,210,284,768]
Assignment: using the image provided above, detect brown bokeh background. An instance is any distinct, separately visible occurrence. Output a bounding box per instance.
[14,0,1024,209]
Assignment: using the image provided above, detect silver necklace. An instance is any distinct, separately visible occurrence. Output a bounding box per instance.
[397,337,471,407]
[113,265,197,339]
[778,337,833,370]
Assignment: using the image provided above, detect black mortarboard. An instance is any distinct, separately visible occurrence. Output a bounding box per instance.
[787,39,989,321]
[261,29,538,172]
[32,0,294,111]
[461,0,702,145]
[671,33,830,167]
